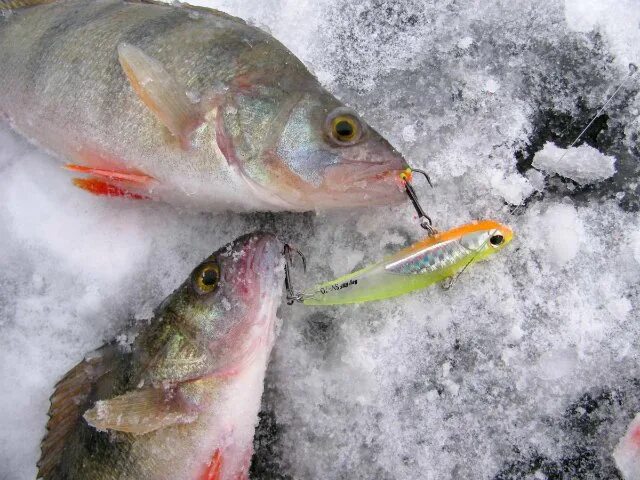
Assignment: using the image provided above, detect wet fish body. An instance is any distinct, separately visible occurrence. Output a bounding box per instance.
[38,233,284,479]
[0,0,406,211]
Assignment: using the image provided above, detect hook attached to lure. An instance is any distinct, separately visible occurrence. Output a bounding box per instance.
[283,243,307,305]
[292,220,513,306]
[400,168,437,235]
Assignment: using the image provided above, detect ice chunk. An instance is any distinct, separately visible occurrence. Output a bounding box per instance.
[532,142,617,185]
[614,413,640,480]
[489,168,535,204]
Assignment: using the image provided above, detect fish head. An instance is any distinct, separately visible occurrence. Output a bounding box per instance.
[457,220,514,261]
[218,87,408,210]
[161,232,285,374]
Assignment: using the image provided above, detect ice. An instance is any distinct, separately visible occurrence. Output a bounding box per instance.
[532,141,617,185]
[1,0,640,479]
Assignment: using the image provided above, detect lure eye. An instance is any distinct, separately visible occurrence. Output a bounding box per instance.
[489,234,505,247]
[325,108,364,146]
[192,262,220,294]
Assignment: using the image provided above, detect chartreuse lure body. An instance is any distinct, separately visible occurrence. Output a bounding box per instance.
[302,220,513,305]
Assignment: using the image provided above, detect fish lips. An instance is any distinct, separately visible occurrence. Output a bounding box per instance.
[322,159,408,205]
[229,232,285,305]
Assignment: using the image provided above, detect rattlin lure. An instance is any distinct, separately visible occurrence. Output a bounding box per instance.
[289,220,513,305]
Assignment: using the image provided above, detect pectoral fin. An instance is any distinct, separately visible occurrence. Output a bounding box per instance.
[83,386,199,435]
[65,164,155,185]
[118,43,201,142]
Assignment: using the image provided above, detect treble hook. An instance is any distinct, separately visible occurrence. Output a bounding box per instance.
[283,243,306,305]
[402,168,437,235]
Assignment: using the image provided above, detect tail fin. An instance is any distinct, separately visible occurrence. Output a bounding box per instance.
[0,0,55,10]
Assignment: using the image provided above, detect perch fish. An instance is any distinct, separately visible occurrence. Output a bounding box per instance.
[38,232,284,480]
[0,0,407,211]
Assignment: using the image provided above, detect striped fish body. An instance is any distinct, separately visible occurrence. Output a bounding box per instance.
[0,0,407,211]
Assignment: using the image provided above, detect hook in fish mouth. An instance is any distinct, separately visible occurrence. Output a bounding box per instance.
[283,243,306,305]
[400,167,437,235]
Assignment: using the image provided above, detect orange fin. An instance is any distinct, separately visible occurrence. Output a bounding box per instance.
[72,178,149,200]
[200,449,223,480]
[65,164,155,185]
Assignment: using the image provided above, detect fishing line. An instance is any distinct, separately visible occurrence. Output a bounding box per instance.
[557,62,637,163]
[511,62,638,217]
[442,236,491,290]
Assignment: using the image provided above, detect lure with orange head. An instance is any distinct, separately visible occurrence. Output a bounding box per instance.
[296,220,513,305]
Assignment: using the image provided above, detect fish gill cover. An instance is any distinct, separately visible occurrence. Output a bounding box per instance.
[0,0,639,479]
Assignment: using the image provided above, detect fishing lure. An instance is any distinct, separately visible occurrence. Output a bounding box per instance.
[289,220,513,305]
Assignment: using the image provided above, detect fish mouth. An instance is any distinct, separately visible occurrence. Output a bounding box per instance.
[243,233,285,300]
[322,160,408,206]
[209,233,284,376]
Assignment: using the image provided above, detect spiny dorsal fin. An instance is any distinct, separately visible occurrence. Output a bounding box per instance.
[0,0,55,9]
[37,344,117,480]
[117,43,202,144]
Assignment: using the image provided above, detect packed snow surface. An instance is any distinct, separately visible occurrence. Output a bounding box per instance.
[1,0,640,479]
[533,141,617,185]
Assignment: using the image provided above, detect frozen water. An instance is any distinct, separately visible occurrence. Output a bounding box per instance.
[1,0,640,479]
[533,141,617,185]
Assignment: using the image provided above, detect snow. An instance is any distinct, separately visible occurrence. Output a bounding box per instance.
[532,141,617,185]
[2,0,640,479]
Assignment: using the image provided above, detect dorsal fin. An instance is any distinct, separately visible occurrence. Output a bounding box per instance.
[0,0,55,9]
[37,344,117,480]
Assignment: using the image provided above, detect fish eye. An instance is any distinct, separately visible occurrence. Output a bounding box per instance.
[333,116,357,141]
[325,108,364,146]
[489,234,505,246]
[192,262,220,294]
